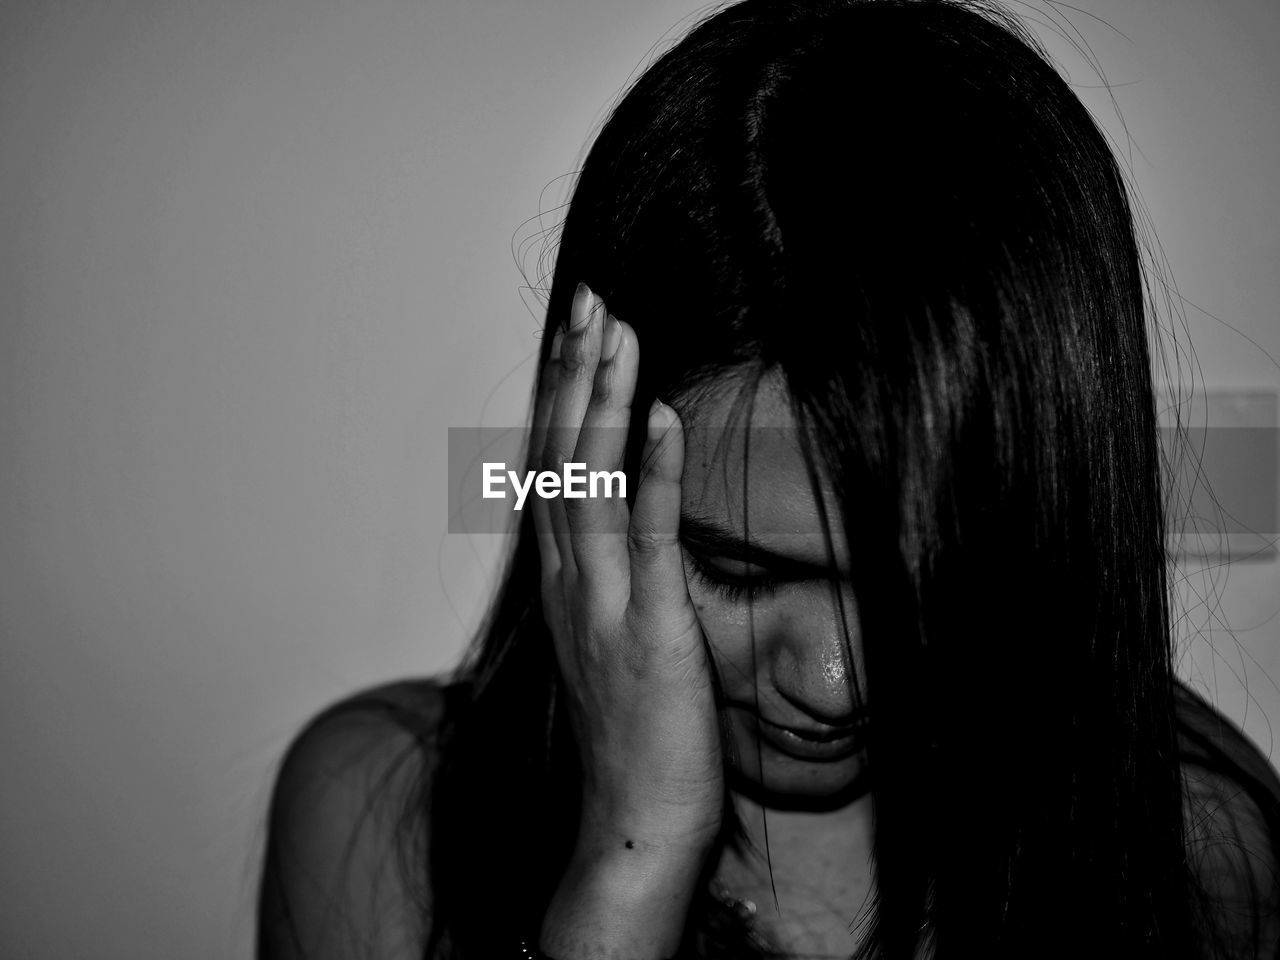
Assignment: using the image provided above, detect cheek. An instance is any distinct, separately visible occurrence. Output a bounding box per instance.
[685,576,865,700]
[684,580,772,676]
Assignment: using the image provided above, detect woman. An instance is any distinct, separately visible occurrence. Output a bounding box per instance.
[257,1,1280,957]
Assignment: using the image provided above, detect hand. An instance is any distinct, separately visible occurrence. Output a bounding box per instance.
[532,283,723,957]
[533,280,723,845]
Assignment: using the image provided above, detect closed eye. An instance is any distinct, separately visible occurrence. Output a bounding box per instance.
[684,549,782,603]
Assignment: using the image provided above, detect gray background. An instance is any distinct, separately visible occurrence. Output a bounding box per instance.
[2,0,1278,957]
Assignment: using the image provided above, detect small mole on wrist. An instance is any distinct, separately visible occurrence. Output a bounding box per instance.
[624,840,635,849]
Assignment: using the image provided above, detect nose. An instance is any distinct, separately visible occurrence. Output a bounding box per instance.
[764,585,862,724]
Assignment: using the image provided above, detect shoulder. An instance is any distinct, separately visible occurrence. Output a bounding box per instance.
[258,675,467,959]
[1175,679,1280,958]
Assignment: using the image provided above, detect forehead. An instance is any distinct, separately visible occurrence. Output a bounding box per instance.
[679,367,848,556]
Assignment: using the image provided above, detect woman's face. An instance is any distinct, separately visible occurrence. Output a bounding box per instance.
[675,367,868,809]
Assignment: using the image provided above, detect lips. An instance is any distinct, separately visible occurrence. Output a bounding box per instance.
[739,708,868,763]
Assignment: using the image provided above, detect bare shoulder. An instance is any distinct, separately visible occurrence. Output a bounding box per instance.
[258,676,461,960]
[1175,679,1280,958]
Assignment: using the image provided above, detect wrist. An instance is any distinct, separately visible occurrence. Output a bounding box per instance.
[576,783,723,853]
[539,835,711,960]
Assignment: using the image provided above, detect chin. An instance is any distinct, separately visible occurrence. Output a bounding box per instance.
[726,730,872,812]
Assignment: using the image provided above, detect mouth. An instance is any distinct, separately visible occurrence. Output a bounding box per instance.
[736,708,869,763]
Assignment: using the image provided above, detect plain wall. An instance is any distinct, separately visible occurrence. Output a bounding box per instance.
[1,1,1277,957]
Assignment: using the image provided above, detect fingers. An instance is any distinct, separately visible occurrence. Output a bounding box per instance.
[547,285,606,570]
[532,282,683,623]
[530,323,566,587]
[564,310,638,586]
[540,283,604,577]
[628,399,688,607]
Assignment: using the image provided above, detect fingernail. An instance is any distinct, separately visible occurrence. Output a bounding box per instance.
[570,283,593,330]
[601,315,622,361]
[550,326,564,360]
[648,397,674,439]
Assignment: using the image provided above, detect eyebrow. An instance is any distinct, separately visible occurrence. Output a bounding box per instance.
[678,513,844,577]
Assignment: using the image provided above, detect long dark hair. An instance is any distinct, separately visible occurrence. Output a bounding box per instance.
[268,1,1280,958]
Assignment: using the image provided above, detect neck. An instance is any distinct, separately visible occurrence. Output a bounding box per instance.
[712,787,876,957]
